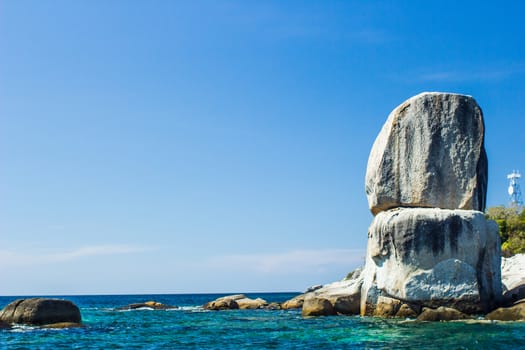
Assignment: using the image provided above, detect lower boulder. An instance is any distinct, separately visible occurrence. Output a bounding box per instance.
[361,208,501,315]
[0,298,81,326]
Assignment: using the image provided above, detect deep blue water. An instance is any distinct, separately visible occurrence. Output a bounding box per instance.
[1,293,524,349]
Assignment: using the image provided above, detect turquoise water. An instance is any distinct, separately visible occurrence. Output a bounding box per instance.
[1,293,524,349]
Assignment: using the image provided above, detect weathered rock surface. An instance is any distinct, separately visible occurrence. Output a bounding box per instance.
[361,208,501,315]
[0,320,11,329]
[311,268,364,315]
[281,295,305,310]
[116,301,178,311]
[280,268,364,315]
[416,306,471,321]
[486,299,525,321]
[203,294,268,310]
[365,92,487,215]
[302,297,335,316]
[0,298,81,326]
[501,254,525,305]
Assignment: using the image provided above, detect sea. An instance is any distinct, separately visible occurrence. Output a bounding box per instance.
[1,293,524,349]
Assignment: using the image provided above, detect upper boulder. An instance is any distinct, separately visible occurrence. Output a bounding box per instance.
[365,92,487,215]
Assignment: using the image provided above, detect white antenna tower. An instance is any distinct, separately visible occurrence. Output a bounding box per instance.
[507,170,523,207]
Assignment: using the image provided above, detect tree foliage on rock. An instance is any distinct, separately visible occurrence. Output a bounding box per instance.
[486,206,525,256]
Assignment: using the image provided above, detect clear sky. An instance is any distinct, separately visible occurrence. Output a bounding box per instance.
[1,0,524,295]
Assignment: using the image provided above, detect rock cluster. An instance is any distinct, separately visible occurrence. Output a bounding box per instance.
[203,294,273,310]
[361,92,501,317]
[0,298,82,327]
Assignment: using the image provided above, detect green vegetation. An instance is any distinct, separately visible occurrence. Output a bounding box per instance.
[485,206,525,256]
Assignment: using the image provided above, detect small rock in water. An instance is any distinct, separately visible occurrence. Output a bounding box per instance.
[116,301,177,311]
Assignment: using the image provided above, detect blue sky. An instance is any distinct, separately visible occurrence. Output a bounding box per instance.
[1,0,524,295]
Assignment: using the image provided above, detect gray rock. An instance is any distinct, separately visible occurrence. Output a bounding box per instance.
[501,254,525,305]
[0,298,81,326]
[361,208,501,315]
[365,92,487,215]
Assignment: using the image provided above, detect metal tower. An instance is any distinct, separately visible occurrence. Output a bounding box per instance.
[507,170,523,207]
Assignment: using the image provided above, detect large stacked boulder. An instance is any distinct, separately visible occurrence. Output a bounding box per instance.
[365,92,487,215]
[361,92,501,317]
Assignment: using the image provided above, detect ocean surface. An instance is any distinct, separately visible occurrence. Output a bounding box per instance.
[1,293,524,349]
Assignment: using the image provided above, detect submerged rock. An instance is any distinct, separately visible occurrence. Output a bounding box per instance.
[41,322,84,329]
[0,298,81,326]
[116,301,178,311]
[361,208,501,315]
[365,92,487,215]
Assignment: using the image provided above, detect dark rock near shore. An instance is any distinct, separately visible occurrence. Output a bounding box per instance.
[0,298,81,326]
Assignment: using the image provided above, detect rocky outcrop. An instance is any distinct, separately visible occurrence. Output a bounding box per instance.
[361,208,501,315]
[501,254,525,304]
[365,92,487,215]
[0,298,81,326]
[416,306,471,321]
[360,92,501,319]
[486,299,525,321]
[0,320,11,329]
[203,294,268,310]
[116,301,178,311]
